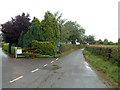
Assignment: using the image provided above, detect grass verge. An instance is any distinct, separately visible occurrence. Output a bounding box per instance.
[55,49,77,58]
[83,49,119,88]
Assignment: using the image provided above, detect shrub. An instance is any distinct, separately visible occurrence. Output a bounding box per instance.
[2,43,10,53]
[85,45,120,66]
[11,46,17,56]
[111,48,120,65]
[32,40,56,56]
[23,52,36,57]
[61,44,80,53]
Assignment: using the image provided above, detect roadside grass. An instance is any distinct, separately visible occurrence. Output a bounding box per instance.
[83,49,119,88]
[55,49,77,58]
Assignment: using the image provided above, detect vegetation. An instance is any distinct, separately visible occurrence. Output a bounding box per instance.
[83,50,119,88]
[1,13,31,44]
[85,35,95,44]
[61,21,85,44]
[55,44,81,58]
[18,17,43,48]
[41,11,60,45]
[60,44,80,53]
[32,40,56,56]
[85,45,120,66]
[0,11,117,58]
[2,43,10,53]
[11,46,17,56]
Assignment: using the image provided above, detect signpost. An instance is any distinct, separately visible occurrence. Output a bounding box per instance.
[56,42,60,52]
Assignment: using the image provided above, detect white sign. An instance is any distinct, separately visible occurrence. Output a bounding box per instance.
[16,49,22,54]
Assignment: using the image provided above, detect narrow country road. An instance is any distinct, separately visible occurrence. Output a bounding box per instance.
[1,48,110,88]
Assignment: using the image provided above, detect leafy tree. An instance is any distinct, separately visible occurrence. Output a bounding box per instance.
[86,35,95,44]
[1,13,31,44]
[54,11,67,42]
[41,11,60,45]
[18,17,43,48]
[103,39,108,45]
[62,21,85,44]
[95,39,103,45]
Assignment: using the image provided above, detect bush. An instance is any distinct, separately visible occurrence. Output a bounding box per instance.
[85,45,120,66]
[23,52,36,57]
[32,40,56,56]
[11,46,17,56]
[61,44,80,53]
[2,43,10,53]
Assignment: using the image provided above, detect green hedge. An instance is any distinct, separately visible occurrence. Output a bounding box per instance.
[85,45,120,66]
[32,40,56,56]
[11,46,17,56]
[2,42,19,57]
[2,43,10,53]
[0,42,2,47]
[61,44,80,53]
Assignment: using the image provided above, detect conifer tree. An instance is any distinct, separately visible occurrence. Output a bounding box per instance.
[41,11,60,45]
[18,17,43,47]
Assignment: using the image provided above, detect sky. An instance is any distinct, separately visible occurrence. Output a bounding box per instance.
[0,0,119,42]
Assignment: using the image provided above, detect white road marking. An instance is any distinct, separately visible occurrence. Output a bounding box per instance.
[43,64,48,67]
[56,58,58,60]
[31,68,39,73]
[10,76,23,83]
[51,61,54,63]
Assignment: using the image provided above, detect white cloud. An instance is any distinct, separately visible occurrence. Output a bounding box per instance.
[0,0,118,42]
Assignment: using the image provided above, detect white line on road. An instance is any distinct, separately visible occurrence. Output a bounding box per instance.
[9,76,23,83]
[51,61,54,63]
[31,68,39,73]
[43,64,48,67]
[56,58,58,60]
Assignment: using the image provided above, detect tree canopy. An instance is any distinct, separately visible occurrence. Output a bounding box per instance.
[18,17,43,48]
[2,11,115,46]
[1,13,31,44]
[85,35,95,44]
[41,11,60,45]
[61,21,85,44]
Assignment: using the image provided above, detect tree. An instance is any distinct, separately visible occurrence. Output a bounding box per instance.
[41,11,60,45]
[103,39,108,45]
[18,17,44,48]
[1,13,31,44]
[62,21,85,44]
[86,35,95,44]
[95,39,103,45]
[61,24,70,42]
[54,11,67,42]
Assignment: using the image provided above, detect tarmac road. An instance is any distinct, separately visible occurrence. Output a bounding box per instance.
[1,48,110,88]
[1,48,56,88]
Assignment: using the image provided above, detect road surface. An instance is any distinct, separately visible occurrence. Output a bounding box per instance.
[1,48,110,88]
